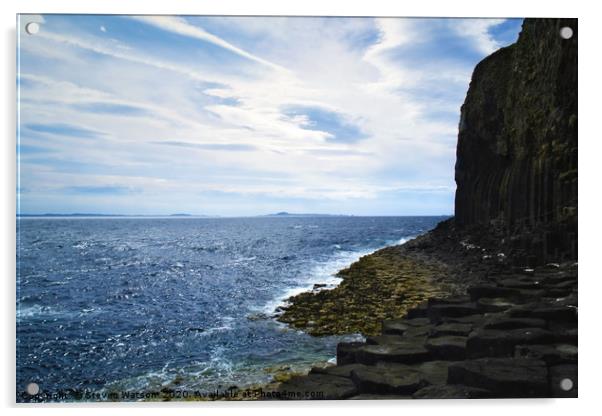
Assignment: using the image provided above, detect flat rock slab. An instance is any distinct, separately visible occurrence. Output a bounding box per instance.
[310,363,369,378]
[276,374,357,400]
[428,296,471,306]
[507,304,577,323]
[547,293,578,308]
[425,336,467,360]
[413,360,455,385]
[552,327,578,344]
[413,384,492,399]
[382,319,433,337]
[381,320,409,336]
[441,314,488,325]
[373,360,453,386]
[483,317,547,330]
[403,326,433,338]
[431,322,473,337]
[400,317,432,326]
[498,278,544,290]
[350,367,429,395]
[447,358,548,398]
[406,304,429,319]
[467,285,524,301]
[428,303,480,322]
[515,344,577,365]
[477,297,517,313]
[336,342,365,365]
[467,328,554,358]
[367,334,426,346]
[357,344,431,365]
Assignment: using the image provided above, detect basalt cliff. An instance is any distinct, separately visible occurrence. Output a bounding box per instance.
[454,18,577,265]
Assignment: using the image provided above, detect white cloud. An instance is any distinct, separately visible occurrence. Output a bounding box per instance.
[131,16,288,72]
[17,16,519,215]
[453,19,506,55]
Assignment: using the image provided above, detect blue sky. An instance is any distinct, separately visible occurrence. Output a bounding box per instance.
[17,15,522,216]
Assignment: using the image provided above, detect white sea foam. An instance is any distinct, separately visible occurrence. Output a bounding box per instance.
[16,304,57,319]
[263,235,414,315]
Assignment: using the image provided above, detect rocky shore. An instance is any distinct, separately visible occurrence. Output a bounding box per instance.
[275,219,523,336]
[272,222,577,399]
[276,246,451,336]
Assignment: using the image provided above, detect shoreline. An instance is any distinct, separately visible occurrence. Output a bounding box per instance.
[274,219,499,337]
[272,219,577,399]
[276,244,453,336]
[267,237,414,319]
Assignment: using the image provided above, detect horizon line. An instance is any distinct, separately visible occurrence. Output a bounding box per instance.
[17,212,454,218]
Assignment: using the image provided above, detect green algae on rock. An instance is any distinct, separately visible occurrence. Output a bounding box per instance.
[277,246,450,336]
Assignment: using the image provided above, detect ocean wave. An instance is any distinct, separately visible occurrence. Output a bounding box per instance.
[263,235,415,315]
[103,346,238,396]
[395,236,411,245]
[187,316,235,337]
[261,252,365,314]
[17,304,58,319]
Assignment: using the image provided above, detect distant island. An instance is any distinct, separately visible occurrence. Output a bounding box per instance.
[265,212,351,217]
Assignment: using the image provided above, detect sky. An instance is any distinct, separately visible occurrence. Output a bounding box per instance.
[17,15,523,216]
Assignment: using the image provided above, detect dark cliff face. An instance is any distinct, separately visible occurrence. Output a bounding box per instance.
[454,18,577,264]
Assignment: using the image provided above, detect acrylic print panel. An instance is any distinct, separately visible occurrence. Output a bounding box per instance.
[16,15,577,402]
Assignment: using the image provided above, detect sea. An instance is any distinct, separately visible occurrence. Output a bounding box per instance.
[16,215,447,400]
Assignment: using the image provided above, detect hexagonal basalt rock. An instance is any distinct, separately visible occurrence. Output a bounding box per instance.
[381,320,409,336]
[350,367,429,395]
[447,358,548,397]
[467,285,522,301]
[406,303,430,319]
[507,304,577,323]
[310,363,370,378]
[276,374,358,400]
[372,360,453,386]
[413,384,493,399]
[366,334,425,346]
[466,328,555,358]
[476,297,517,313]
[482,317,547,330]
[428,296,471,307]
[431,322,473,337]
[514,344,577,365]
[497,278,544,290]
[425,336,468,360]
[403,318,432,327]
[428,303,480,323]
[336,342,364,365]
[356,344,431,365]
[413,360,455,385]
